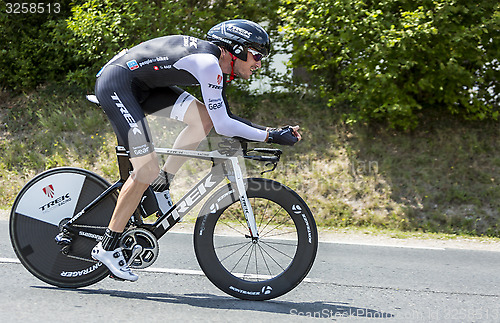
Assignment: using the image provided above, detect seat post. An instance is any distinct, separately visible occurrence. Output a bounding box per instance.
[116,146,132,181]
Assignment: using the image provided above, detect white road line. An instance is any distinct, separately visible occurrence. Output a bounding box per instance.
[171,230,447,250]
[318,240,446,250]
[0,257,318,282]
[0,257,20,263]
[138,267,205,276]
[138,267,316,282]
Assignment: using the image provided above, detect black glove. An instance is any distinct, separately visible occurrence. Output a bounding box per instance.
[267,126,299,146]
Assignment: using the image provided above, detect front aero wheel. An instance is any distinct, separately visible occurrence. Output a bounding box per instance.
[10,167,117,288]
[194,178,318,300]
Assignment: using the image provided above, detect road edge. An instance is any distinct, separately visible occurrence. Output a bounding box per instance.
[3,209,498,252]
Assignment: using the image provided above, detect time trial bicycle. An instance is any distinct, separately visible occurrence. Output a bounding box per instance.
[9,97,318,301]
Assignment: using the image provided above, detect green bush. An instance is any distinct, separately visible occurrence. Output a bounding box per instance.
[66,0,281,90]
[1,1,281,91]
[0,1,79,90]
[280,0,500,129]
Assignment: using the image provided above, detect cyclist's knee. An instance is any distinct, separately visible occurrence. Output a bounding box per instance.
[130,152,160,185]
[202,117,213,136]
[197,101,213,135]
[184,100,213,136]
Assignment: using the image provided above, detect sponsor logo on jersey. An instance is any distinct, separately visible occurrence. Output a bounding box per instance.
[183,36,198,48]
[126,60,139,71]
[208,101,223,110]
[208,83,223,90]
[138,56,169,67]
[217,74,223,85]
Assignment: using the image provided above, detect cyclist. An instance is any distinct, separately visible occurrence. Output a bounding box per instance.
[91,19,302,281]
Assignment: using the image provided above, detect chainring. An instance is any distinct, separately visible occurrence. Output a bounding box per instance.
[119,228,159,269]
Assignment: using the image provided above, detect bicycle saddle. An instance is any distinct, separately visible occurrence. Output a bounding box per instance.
[86,94,100,105]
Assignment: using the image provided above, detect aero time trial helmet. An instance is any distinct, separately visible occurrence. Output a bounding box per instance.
[206,19,271,61]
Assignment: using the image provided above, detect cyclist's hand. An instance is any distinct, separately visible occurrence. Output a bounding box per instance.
[267,126,301,146]
[291,125,302,141]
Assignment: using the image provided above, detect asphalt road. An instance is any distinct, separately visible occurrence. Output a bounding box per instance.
[1,219,499,322]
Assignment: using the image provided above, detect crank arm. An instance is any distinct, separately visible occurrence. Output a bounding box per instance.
[127,244,144,266]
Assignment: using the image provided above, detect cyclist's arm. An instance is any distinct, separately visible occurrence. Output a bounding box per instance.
[225,109,267,131]
[174,54,268,142]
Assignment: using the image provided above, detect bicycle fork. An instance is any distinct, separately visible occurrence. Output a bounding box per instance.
[228,157,259,241]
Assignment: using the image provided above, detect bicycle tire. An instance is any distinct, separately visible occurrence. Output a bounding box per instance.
[194,178,318,300]
[10,167,117,288]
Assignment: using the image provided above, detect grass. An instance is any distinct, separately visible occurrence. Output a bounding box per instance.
[1,83,500,238]
[0,84,118,207]
[229,87,500,237]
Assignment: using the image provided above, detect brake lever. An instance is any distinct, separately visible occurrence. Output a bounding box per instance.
[261,161,278,175]
[243,143,282,175]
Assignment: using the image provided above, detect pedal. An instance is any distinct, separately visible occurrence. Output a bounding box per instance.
[108,274,126,282]
[127,244,143,266]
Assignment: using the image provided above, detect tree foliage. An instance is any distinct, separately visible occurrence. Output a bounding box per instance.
[65,0,281,89]
[2,0,499,129]
[280,0,500,129]
[0,0,280,90]
[0,0,78,90]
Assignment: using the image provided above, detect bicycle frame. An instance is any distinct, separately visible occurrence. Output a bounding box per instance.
[62,140,281,242]
[151,146,259,240]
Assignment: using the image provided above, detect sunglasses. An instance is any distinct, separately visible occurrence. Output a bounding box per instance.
[248,48,264,62]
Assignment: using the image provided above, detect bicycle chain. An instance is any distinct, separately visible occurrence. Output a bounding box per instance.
[65,253,98,264]
[61,223,104,263]
[71,224,107,230]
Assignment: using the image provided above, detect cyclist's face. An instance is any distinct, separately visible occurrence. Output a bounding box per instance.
[235,51,262,79]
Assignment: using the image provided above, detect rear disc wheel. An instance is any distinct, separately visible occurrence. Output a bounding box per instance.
[10,167,117,288]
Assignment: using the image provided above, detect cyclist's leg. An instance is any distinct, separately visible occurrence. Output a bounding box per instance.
[93,66,159,280]
[140,86,213,175]
[96,65,160,231]
[108,152,159,231]
[164,98,213,174]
